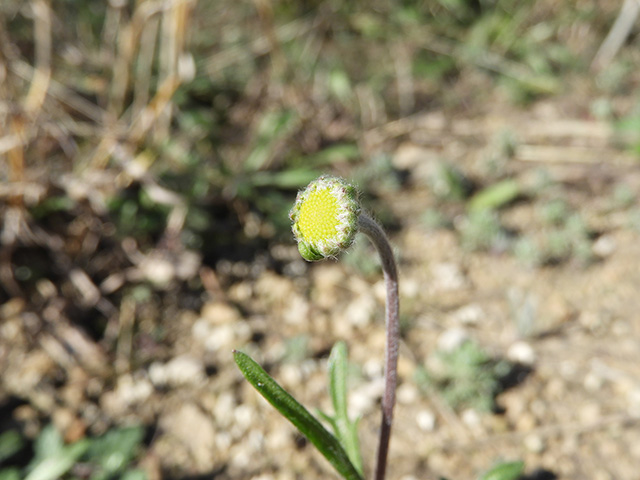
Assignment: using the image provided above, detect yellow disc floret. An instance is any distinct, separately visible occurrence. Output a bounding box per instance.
[290,175,361,261]
[297,189,341,243]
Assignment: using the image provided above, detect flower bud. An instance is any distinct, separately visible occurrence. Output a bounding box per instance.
[289,175,361,261]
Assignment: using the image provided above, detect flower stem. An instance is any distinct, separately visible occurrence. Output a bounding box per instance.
[357,213,399,480]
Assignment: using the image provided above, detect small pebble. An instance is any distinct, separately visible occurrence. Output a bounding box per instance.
[516,412,536,432]
[214,392,236,429]
[524,433,546,453]
[592,234,616,257]
[584,371,604,392]
[344,293,375,327]
[579,403,601,424]
[461,408,481,429]
[396,383,419,404]
[149,355,205,387]
[350,378,385,417]
[507,341,536,366]
[437,327,469,352]
[200,302,241,325]
[431,262,467,292]
[627,388,640,415]
[450,303,484,326]
[416,409,436,432]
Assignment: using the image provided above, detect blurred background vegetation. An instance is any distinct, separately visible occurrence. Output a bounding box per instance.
[1,0,639,478]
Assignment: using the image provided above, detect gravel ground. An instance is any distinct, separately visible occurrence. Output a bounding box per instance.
[3,101,640,479]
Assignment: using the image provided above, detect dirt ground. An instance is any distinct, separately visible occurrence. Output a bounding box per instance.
[2,1,640,480]
[4,100,640,480]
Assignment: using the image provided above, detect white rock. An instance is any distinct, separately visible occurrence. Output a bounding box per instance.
[149,355,205,388]
[507,341,536,366]
[114,373,153,406]
[214,392,236,429]
[345,293,375,327]
[192,317,211,339]
[416,409,436,432]
[363,358,383,378]
[431,262,467,292]
[216,431,232,451]
[583,371,604,392]
[396,383,419,404]
[234,404,255,431]
[393,143,429,169]
[437,327,469,352]
[159,403,216,469]
[203,323,250,352]
[401,279,420,299]
[283,293,310,326]
[251,474,275,480]
[524,433,546,453]
[350,378,385,417]
[450,303,484,326]
[461,408,481,429]
[592,234,616,257]
[280,363,303,386]
[140,254,175,287]
[627,388,640,416]
[200,302,241,325]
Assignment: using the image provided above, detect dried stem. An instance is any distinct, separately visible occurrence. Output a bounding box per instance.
[357,213,399,480]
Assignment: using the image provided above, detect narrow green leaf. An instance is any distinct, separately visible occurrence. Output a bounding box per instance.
[0,468,21,480]
[234,350,363,480]
[468,179,520,212]
[328,342,349,419]
[479,460,525,480]
[25,440,89,480]
[308,144,360,166]
[120,469,147,480]
[0,430,24,463]
[328,342,363,476]
[85,425,144,474]
[317,409,339,432]
[33,425,63,459]
[249,169,319,189]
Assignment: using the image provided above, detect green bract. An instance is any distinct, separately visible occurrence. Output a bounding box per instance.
[289,176,361,261]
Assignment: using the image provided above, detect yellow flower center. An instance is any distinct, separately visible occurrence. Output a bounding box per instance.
[297,188,341,242]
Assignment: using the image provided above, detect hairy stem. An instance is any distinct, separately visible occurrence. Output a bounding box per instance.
[357,213,399,480]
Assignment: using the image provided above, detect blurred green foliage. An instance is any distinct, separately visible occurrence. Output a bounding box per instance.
[416,340,514,412]
[0,425,145,480]
[478,461,525,480]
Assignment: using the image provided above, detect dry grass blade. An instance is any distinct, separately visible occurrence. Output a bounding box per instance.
[23,0,51,116]
[203,17,316,73]
[592,0,640,71]
[92,0,194,168]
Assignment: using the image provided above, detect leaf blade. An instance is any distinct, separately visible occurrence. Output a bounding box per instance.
[233,350,363,480]
[479,460,525,480]
[328,342,363,476]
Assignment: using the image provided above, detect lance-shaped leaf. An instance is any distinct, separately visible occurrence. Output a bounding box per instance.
[233,350,363,480]
[326,342,363,476]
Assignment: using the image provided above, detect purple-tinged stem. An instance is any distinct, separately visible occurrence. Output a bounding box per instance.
[357,213,399,480]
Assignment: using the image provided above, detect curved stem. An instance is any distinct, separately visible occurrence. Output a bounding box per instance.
[357,213,399,480]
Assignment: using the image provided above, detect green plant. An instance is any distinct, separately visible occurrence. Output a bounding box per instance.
[235,175,399,479]
[0,430,25,465]
[478,461,525,480]
[416,340,514,413]
[458,209,510,252]
[0,424,146,480]
[514,206,595,267]
[440,459,525,480]
[234,348,362,480]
